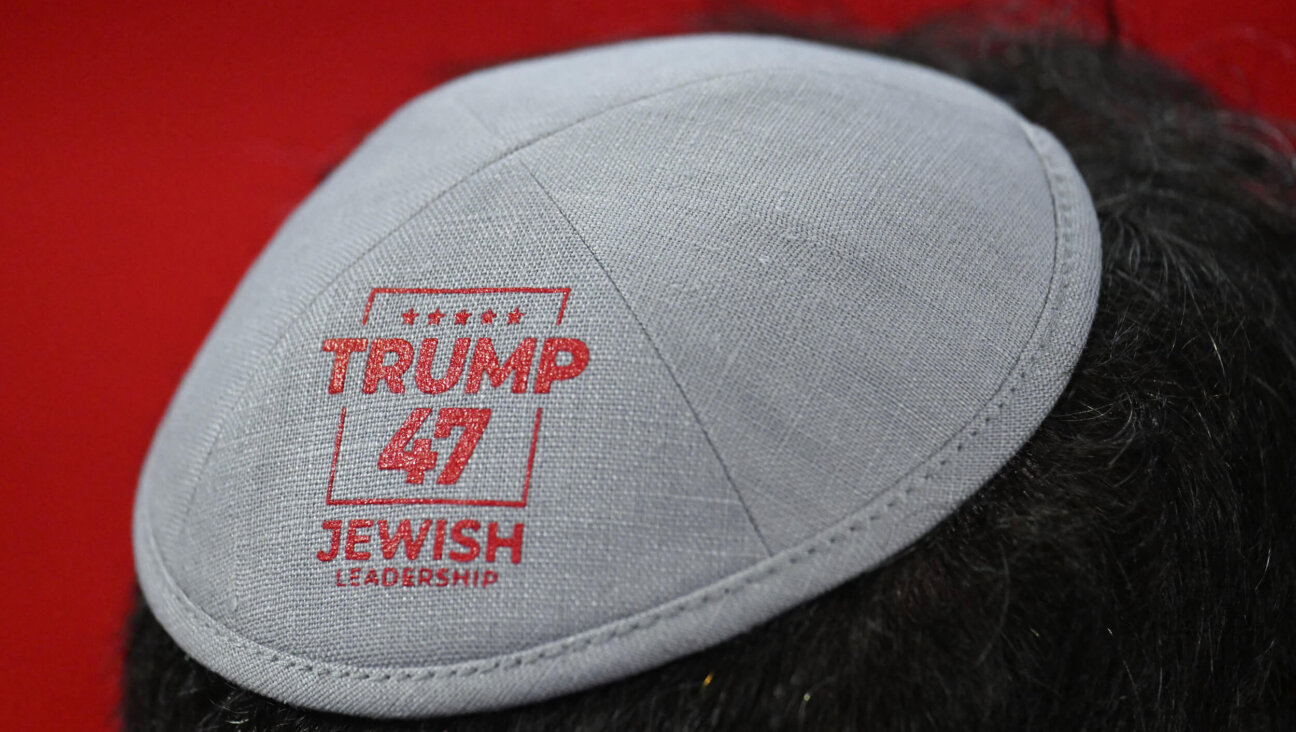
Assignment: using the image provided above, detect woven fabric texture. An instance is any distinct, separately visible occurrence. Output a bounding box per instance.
[133,34,1101,717]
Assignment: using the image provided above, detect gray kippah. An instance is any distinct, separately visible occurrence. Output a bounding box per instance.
[133,33,1101,718]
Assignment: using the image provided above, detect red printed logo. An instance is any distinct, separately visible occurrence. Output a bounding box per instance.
[318,287,587,509]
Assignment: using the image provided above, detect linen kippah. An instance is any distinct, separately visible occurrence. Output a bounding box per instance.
[133,33,1101,718]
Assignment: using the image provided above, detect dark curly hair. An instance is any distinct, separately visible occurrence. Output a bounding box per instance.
[123,8,1296,731]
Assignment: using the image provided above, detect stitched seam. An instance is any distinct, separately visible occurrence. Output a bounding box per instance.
[522,166,775,555]
[447,92,774,556]
[144,68,1084,688]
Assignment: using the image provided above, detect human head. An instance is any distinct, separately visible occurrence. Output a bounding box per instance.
[124,16,1296,732]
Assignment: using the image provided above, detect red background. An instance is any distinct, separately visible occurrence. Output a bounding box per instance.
[2,1,1292,728]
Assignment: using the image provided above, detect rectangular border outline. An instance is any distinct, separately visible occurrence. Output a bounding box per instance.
[325,286,569,508]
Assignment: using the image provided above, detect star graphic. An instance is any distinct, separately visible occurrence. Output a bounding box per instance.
[454,309,471,325]
[507,308,524,324]
[480,309,497,324]
[401,308,418,325]
[427,308,444,325]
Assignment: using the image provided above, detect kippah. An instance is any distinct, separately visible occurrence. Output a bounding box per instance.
[133,34,1101,718]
